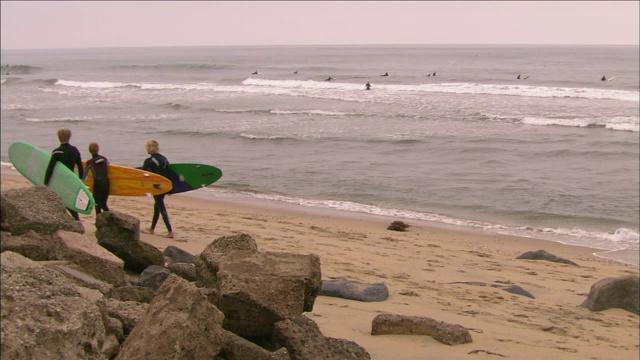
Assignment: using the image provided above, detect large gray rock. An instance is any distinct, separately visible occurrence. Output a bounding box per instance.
[516,249,578,266]
[0,251,107,359]
[95,210,163,273]
[274,315,370,360]
[55,230,127,287]
[1,185,84,235]
[167,262,197,282]
[371,314,472,345]
[116,274,225,359]
[581,275,639,314]
[138,264,171,290]
[163,245,195,264]
[319,280,389,302]
[195,234,322,337]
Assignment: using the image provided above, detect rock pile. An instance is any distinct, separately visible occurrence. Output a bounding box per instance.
[1,186,370,359]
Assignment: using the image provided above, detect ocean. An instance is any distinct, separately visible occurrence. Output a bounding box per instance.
[1,45,638,265]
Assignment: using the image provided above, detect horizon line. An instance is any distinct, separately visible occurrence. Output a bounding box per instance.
[2,43,639,51]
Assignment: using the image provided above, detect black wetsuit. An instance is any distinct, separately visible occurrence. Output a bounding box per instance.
[142,153,172,232]
[44,143,83,220]
[86,154,110,214]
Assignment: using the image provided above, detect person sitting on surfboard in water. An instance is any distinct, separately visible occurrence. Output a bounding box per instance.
[85,142,110,215]
[142,139,173,239]
[44,127,83,220]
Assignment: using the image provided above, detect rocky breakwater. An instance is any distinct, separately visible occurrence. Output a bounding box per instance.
[1,185,371,360]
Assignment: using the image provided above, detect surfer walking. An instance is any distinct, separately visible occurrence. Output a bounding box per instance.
[44,127,84,220]
[142,140,174,239]
[85,142,110,215]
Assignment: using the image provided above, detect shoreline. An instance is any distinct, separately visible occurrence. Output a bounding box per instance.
[2,162,637,267]
[180,182,640,268]
[2,170,639,359]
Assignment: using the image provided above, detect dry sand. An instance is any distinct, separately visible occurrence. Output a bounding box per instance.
[2,170,638,360]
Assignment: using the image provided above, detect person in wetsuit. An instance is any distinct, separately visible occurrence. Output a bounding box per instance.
[85,142,110,215]
[44,127,83,220]
[141,139,173,238]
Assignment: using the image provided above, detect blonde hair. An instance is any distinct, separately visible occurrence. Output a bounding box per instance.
[88,142,99,155]
[57,128,72,143]
[145,140,159,154]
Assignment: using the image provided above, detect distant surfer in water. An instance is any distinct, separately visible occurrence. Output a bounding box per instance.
[325,76,333,81]
[293,71,298,74]
[252,71,259,75]
[432,72,436,76]
[517,74,521,79]
[601,75,607,81]
[365,82,371,90]
[380,72,389,77]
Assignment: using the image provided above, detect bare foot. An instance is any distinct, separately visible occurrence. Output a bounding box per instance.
[163,232,174,239]
[141,228,154,235]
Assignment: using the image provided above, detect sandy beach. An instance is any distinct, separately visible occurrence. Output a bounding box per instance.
[1,170,638,360]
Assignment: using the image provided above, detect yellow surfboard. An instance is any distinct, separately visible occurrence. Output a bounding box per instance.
[83,162,172,196]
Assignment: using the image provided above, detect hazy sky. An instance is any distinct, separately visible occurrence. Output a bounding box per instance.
[1,1,638,50]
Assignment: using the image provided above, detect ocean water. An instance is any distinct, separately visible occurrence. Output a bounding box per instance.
[1,45,638,264]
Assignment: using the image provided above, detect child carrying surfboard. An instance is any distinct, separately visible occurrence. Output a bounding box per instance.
[85,142,110,215]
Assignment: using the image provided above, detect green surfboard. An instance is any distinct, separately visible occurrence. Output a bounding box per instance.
[165,163,222,194]
[8,141,95,214]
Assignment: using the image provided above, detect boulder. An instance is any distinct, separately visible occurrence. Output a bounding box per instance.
[581,275,639,314]
[163,245,195,264]
[195,233,259,288]
[109,285,156,304]
[195,234,322,337]
[371,314,472,345]
[167,262,197,282]
[53,263,115,295]
[274,315,370,360]
[516,249,578,266]
[1,185,84,235]
[0,251,107,359]
[221,329,290,360]
[319,279,389,302]
[105,299,149,337]
[55,230,127,287]
[0,229,62,261]
[116,274,225,359]
[138,264,171,290]
[95,210,163,273]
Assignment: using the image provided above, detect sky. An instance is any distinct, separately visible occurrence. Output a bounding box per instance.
[1,1,638,50]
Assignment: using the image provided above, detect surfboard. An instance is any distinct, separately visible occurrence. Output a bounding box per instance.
[82,162,173,196]
[8,141,95,214]
[607,76,616,82]
[165,163,223,194]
